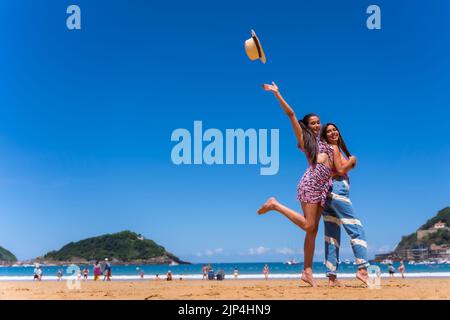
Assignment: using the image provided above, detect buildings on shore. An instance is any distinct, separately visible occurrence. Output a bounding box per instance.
[393,244,450,261]
[373,222,450,262]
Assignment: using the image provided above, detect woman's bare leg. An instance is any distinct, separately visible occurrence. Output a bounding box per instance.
[258,197,319,232]
[301,203,322,287]
[258,197,323,287]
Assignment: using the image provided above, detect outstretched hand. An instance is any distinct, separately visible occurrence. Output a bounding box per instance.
[262,81,279,94]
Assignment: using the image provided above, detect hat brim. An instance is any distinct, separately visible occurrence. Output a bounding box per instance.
[251,30,266,64]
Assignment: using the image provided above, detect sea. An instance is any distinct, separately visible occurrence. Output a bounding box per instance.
[0,261,449,281]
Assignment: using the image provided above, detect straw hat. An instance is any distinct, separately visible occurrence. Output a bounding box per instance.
[244,30,266,64]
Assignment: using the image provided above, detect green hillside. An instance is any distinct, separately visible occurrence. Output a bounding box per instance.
[0,246,17,263]
[43,231,187,264]
[396,207,450,250]
[418,207,450,230]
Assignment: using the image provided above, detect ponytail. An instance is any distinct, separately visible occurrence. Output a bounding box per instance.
[298,117,318,165]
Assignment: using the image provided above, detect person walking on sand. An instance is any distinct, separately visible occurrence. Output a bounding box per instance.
[319,123,370,287]
[57,269,63,281]
[103,258,112,281]
[38,266,43,281]
[83,267,89,281]
[202,264,208,280]
[263,264,270,280]
[258,82,337,287]
[233,267,239,279]
[93,260,102,281]
[388,263,395,277]
[33,265,42,281]
[398,260,405,278]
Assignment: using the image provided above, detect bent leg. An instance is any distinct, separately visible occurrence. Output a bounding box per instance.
[258,197,320,232]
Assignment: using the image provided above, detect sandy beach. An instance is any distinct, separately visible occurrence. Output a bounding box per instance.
[1,278,449,300]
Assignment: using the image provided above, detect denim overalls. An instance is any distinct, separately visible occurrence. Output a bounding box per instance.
[322,176,370,277]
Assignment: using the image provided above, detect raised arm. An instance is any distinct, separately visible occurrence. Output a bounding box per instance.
[262,82,305,150]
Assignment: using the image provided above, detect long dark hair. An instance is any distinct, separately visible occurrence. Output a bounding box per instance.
[320,123,351,158]
[298,113,319,165]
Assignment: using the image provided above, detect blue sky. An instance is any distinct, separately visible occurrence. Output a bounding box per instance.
[0,0,449,262]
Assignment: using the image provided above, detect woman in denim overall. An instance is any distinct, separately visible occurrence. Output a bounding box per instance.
[321,123,370,286]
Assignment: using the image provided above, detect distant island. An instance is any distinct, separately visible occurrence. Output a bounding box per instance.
[32,231,190,265]
[0,246,17,265]
[374,207,450,262]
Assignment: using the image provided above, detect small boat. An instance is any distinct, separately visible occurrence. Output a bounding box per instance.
[381,259,393,265]
[344,259,351,264]
[169,261,179,266]
[285,259,300,265]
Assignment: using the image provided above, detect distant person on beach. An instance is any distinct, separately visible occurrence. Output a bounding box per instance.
[103,258,111,281]
[263,264,270,280]
[83,267,89,281]
[140,270,145,279]
[398,261,405,278]
[258,82,341,287]
[33,268,39,281]
[207,268,215,280]
[33,266,42,281]
[155,274,160,280]
[388,264,395,277]
[216,269,225,281]
[233,267,239,279]
[202,264,208,280]
[166,270,173,281]
[57,269,63,281]
[320,123,370,287]
[93,261,102,281]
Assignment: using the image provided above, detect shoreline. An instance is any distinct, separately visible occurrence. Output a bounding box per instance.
[1,272,449,281]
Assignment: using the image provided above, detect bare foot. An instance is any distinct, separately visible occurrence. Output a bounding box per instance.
[301,271,318,288]
[328,276,343,287]
[356,268,369,286]
[257,197,277,215]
